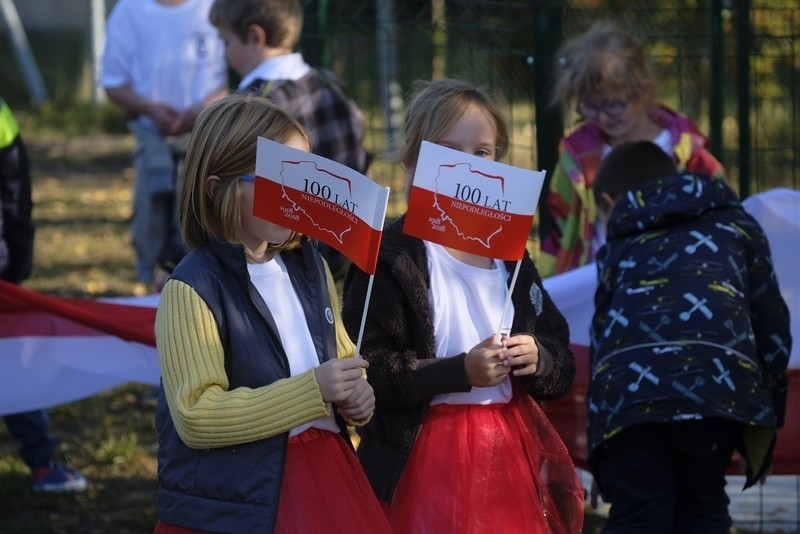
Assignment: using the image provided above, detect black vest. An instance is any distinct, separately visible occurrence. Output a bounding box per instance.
[156,239,342,533]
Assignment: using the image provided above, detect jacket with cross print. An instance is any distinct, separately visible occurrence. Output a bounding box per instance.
[588,172,791,488]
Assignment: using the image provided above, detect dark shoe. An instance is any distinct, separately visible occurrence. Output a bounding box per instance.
[32,462,87,493]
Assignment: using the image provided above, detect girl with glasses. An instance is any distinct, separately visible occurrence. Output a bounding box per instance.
[538,19,728,278]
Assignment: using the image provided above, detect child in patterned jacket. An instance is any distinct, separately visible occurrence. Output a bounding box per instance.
[589,140,791,533]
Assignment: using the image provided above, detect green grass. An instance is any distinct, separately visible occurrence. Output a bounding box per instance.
[0,128,157,533]
[0,384,160,533]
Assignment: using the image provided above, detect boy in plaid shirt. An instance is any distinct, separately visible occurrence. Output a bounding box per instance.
[210,0,369,276]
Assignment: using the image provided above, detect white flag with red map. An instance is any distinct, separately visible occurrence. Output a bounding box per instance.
[403,141,545,260]
[253,137,390,274]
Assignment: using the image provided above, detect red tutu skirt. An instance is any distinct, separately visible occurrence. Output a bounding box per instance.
[153,521,203,534]
[154,429,391,534]
[275,428,391,533]
[389,388,584,534]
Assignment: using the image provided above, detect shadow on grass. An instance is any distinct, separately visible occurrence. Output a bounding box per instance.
[0,472,157,534]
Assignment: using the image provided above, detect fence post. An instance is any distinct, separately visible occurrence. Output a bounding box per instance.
[376,0,400,152]
[708,0,723,162]
[737,0,751,198]
[530,0,563,242]
[90,0,107,105]
[0,0,48,105]
[301,0,329,68]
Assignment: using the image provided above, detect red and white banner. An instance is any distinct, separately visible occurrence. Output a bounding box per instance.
[0,281,159,415]
[0,189,797,473]
[252,137,390,274]
[403,141,545,260]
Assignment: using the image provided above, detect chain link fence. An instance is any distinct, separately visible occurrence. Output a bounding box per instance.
[1,1,798,530]
[2,0,797,212]
[298,0,799,216]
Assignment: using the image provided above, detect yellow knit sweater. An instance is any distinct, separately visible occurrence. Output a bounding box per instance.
[156,263,358,449]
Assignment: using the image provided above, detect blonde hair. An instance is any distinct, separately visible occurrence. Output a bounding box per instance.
[551,20,653,112]
[181,93,308,256]
[396,78,510,169]
[209,0,302,51]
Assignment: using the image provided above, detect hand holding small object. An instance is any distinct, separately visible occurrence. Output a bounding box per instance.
[336,377,375,422]
[465,334,510,387]
[314,357,369,403]
[148,102,181,136]
[499,334,540,376]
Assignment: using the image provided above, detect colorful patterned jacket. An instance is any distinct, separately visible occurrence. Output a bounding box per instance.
[539,105,726,278]
[588,173,791,488]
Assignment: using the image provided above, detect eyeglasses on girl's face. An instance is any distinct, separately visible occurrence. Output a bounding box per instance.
[576,99,629,120]
[239,175,255,182]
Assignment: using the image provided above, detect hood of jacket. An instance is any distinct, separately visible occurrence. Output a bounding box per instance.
[606,173,740,240]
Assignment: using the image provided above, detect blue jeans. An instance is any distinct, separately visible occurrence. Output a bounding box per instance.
[3,410,57,470]
[129,122,186,283]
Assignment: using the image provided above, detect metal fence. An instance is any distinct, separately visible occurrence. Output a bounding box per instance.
[2,0,798,213]
[1,1,799,531]
[296,0,800,217]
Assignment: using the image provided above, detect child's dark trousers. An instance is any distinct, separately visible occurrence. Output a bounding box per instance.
[592,418,742,534]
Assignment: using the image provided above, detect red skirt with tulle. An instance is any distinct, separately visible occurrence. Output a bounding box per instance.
[388,388,585,534]
[154,428,391,534]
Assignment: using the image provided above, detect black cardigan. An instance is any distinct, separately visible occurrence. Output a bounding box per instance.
[342,215,575,500]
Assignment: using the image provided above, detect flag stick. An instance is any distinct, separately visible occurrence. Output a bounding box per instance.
[355,273,376,355]
[496,259,523,337]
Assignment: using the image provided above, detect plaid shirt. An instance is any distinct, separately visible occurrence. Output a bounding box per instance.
[245,69,369,174]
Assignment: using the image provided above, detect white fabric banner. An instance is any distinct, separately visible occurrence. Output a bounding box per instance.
[0,189,796,416]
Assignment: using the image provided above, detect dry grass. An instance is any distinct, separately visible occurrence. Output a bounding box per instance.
[0,130,159,533]
[0,122,779,534]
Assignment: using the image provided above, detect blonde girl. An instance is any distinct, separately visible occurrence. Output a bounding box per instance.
[153,93,391,533]
[342,79,584,534]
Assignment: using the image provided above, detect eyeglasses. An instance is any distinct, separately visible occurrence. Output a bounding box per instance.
[239,175,255,182]
[576,99,629,120]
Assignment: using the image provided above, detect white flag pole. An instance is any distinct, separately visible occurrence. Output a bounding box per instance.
[356,186,390,355]
[495,258,523,338]
[355,274,376,355]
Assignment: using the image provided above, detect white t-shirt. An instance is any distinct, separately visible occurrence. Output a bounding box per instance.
[248,256,338,436]
[99,0,227,129]
[425,241,513,405]
[600,128,672,159]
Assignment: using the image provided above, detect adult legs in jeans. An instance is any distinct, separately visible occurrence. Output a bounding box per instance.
[593,418,740,534]
[130,126,182,284]
[3,409,57,469]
